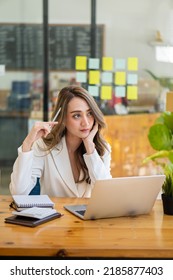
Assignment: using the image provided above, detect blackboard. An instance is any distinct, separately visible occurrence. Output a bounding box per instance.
[0,24,104,70]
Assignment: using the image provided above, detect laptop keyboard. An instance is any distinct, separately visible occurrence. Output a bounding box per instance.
[76,210,86,216]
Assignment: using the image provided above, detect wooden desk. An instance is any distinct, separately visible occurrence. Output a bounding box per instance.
[0,196,173,259]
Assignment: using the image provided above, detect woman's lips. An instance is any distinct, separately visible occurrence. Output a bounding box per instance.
[80,129,90,133]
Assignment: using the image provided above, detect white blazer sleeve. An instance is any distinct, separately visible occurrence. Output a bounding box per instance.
[9,143,44,195]
[83,144,112,184]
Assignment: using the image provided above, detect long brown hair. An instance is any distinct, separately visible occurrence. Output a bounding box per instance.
[43,85,108,183]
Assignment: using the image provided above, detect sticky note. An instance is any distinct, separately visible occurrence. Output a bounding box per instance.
[76,72,87,83]
[115,59,126,70]
[127,57,138,71]
[75,56,87,70]
[115,86,126,97]
[102,57,113,71]
[88,85,99,97]
[102,72,113,83]
[89,70,100,84]
[127,86,138,100]
[127,73,138,85]
[115,72,126,85]
[88,58,100,69]
[100,86,112,100]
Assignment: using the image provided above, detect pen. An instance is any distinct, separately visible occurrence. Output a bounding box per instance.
[52,107,61,122]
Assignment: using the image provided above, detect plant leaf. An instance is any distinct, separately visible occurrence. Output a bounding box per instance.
[148,124,172,150]
[155,114,164,124]
[162,111,173,133]
[162,164,173,196]
[142,150,170,164]
[168,151,173,163]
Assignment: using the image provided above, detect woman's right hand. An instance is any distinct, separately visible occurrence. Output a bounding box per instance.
[22,121,57,152]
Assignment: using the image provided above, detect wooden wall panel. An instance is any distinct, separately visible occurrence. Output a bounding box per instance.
[166,92,173,112]
[103,113,161,178]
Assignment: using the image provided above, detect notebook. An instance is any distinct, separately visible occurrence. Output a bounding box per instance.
[64,175,165,220]
[5,212,62,227]
[12,207,58,219]
[11,195,54,211]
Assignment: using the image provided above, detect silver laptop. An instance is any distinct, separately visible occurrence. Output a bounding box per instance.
[64,175,165,220]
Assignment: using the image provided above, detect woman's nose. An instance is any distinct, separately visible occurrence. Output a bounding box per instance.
[81,116,89,126]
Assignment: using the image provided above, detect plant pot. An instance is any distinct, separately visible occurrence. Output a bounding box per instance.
[161,193,173,215]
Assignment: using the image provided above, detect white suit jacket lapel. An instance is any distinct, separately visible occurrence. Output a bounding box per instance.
[50,136,79,197]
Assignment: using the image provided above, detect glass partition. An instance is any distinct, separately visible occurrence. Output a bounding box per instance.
[48,0,173,116]
[0,0,43,194]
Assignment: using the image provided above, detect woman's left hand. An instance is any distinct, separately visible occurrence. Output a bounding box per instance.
[82,122,98,154]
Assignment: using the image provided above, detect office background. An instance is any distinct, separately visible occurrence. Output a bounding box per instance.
[1,0,173,194]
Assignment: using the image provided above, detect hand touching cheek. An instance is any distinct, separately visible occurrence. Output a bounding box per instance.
[82,122,98,154]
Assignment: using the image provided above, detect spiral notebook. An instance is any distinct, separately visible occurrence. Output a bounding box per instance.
[11,195,54,211]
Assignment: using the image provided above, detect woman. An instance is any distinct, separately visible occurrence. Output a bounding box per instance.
[9,86,112,197]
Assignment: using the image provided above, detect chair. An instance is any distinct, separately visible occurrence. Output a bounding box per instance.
[29,178,40,195]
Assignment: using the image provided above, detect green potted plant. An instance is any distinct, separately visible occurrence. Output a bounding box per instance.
[143,111,173,214]
[161,164,173,214]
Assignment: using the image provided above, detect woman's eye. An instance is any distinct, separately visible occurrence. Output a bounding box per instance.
[87,111,93,116]
[73,114,80,119]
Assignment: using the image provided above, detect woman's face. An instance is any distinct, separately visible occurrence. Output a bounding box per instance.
[65,97,95,139]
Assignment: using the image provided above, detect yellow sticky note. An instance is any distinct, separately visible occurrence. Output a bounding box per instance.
[115,72,126,85]
[75,56,87,70]
[127,57,138,71]
[102,57,113,71]
[89,70,100,84]
[100,86,112,100]
[127,86,138,100]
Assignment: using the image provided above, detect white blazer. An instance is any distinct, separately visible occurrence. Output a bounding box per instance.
[9,136,112,197]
